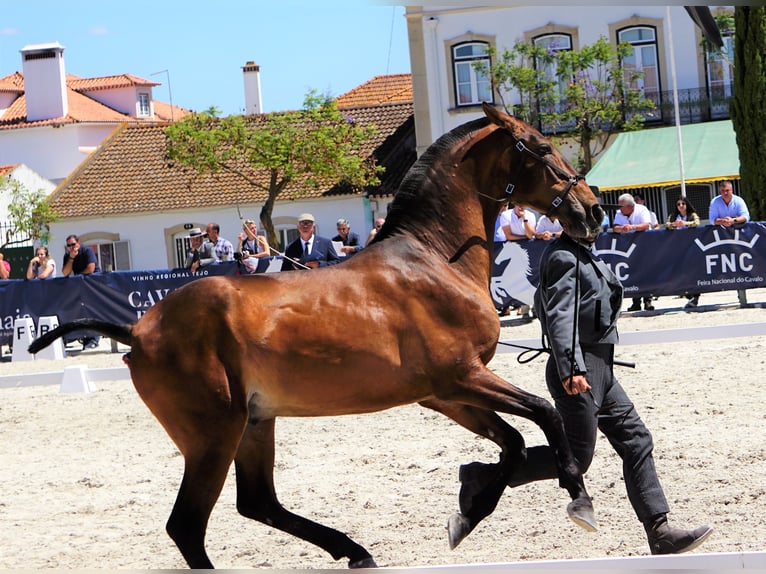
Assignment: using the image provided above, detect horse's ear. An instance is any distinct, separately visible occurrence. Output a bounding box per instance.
[483,102,505,126]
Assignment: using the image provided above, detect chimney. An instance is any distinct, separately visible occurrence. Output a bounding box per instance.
[242,61,263,115]
[21,41,68,122]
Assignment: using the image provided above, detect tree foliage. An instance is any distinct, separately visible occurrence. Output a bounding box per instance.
[730,6,766,220]
[164,91,382,248]
[1,177,59,249]
[478,37,653,172]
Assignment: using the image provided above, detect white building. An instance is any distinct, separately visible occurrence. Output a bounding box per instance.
[404,5,732,156]
[0,41,187,185]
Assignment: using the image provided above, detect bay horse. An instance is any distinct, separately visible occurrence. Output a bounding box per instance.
[29,103,605,569]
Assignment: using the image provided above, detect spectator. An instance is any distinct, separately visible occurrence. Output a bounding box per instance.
[709,181,750,306]
[185,228,217,273]
[709,180,749,228]
[493,203,512,316]
[613,194,654,312]
[493,202,511,243]
[62,235,100,277]
[235,219,271,274]
[26,245,57,279]
[332,218,363,256]
[500,204,536,318]
[0,251,10,279]
[488,222,712,556]
[366,217,385,246]
[206,223,234,262]
[534,215,563,240]
[634,192,660,229]
[61,234,101,349]
[281,213,341,271]
[666,197,702,308]
[665,196,700,230]
[500,203,536,241]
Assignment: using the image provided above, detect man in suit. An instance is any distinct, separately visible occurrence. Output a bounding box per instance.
[461,225,712,555]
[281,213,341,271]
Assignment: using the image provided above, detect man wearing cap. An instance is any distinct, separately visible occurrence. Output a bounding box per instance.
[185,228,217,272]
[281,213,341,271]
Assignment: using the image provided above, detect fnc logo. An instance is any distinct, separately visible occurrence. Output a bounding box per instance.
[593,238,636,282]
[694,229,760,274]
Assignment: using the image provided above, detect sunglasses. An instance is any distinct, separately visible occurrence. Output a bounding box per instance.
[66,242,77,247]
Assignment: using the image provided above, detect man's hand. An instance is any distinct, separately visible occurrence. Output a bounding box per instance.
[562,374,591,395]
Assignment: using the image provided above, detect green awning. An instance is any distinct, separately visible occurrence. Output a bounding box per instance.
[586,120,740,191]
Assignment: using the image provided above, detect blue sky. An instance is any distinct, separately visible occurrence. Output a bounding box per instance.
[0,1,411,115]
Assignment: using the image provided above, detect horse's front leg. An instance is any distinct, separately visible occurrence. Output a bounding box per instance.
[430,365,596,546]
[234,418,377,569]
[419,399,526,549]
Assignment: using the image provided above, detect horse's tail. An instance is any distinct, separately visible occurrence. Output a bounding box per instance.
[27,318,133,354]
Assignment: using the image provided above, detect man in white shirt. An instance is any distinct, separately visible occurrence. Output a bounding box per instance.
[709,181,751,305]
[500,203,536,240]
[613,194,654,312]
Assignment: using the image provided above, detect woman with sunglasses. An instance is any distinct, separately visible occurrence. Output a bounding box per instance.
[665,197,701,307]
[665,196,700,230]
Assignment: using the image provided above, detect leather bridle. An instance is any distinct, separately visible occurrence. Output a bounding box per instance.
[504,138,586,216]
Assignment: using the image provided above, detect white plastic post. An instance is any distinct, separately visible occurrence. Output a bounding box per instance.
[60,365,97,393]
[11,317,36,362]
[34,316,65,360]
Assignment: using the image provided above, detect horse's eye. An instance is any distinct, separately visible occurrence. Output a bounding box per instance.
[538,145,552,156]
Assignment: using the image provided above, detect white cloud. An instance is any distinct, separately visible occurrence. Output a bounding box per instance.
[0,27,21,36]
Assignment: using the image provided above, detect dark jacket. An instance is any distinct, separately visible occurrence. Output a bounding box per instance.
[281,235,341,271]
[534,233,623,379]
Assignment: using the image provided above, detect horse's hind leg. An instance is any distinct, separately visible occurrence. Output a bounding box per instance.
[234,418,377,568]
[420,399,526,549]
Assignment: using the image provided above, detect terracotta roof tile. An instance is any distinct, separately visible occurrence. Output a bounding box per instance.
[68,73,160,92]
[0,72,187,129]
[336,74,412,108]
[0,163,20,177]
[0,72,24,92]
[48,101,415,218]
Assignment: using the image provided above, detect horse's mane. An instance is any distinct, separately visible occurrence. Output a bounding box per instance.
[372,116,492,244]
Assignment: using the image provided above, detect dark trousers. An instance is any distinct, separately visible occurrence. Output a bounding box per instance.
[509,344,669,523]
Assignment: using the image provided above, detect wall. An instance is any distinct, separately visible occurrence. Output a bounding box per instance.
[0,124,115,183]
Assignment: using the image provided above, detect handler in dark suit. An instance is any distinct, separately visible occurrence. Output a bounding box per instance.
[505,228,712,555]
[281,213,342,271]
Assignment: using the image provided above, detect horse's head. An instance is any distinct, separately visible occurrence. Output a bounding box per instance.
[480,103,604,241]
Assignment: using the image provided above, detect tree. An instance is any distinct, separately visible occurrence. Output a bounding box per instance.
[1,177,58,249]
[730,6,766,220]
[479,37,653,172]
[164,91,382,248]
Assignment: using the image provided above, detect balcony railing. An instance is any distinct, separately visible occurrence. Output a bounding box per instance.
[524,82,733,135]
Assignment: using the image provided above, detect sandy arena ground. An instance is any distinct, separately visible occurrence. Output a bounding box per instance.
[1,289,764,569]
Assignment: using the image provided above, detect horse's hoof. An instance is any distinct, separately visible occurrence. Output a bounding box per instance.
[567,497,598,532]
[447,512,473,550]
[349,556,378,568]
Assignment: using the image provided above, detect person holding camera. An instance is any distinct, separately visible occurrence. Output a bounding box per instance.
[26,245,57,279]
[184,228,217,273]
[235,219,271,274]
